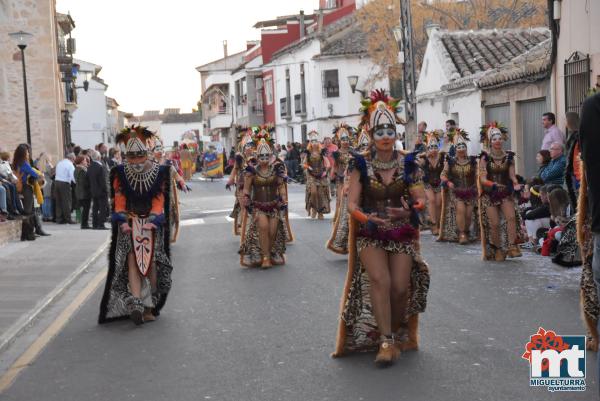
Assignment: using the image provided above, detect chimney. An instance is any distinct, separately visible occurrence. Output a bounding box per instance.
[299,10,305,38]
[223,40,228,58]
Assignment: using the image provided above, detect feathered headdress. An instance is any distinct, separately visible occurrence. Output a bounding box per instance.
[452,128,470,146]
[480,121,508,148]
[116,125,155,157]
[359,89,402,133]
[251,125,275,147]
[356,127,371,150]
[332,123,355,145]
[425,130,442,149]
[238,128,255,153]
[307,130,321,152]
[256,138,272,156]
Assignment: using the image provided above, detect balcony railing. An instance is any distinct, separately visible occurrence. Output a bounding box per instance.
[252,98,264,116]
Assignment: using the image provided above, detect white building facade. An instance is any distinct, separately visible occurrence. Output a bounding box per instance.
[70,59,109,149]
[268,15,388,144]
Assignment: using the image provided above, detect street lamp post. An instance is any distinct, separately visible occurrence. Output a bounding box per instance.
[9,31,34,151]
[347,75,367,97]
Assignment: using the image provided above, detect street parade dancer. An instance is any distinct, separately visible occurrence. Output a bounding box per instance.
[152,137,189,243]
[477,122,526,261]
[438,129,479,244]
[332,90,430,367]
[326,123,356,254]
[418,131,446,236]
[303,130,331,219]
[239,129,289,268]
[227,128,255,236]
[99,126,174,326]
[576,162,599,351]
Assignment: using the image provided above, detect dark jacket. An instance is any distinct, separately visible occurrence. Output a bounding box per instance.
[87,160,108,198]
[580,92,600,232]
[74,166,91,200]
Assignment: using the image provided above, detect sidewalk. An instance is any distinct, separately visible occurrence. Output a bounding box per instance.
[0,223,109,352]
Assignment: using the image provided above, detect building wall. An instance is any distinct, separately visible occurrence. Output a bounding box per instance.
[71,80,107,149]
[482,80,550,175]
[417,88,483,155]
[271,40,387,144]
[553,0,600,127]
[0,0,65,159]
[261,23,301,65]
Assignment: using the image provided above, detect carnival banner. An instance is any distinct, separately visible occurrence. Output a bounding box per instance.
[203,142,224,178]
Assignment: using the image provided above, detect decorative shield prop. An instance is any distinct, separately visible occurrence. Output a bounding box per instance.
[132,217,155,276]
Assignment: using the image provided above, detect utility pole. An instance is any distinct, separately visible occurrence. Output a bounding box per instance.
[399,0,417,149]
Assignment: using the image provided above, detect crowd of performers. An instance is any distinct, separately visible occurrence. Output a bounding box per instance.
[222,89,597,365]
[94,89,596,367]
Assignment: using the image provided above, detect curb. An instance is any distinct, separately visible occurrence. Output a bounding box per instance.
[0,238,109,354]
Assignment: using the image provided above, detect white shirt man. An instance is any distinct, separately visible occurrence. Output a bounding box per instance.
[55,156,75,184]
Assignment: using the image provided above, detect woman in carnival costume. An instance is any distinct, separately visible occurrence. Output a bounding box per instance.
[326,123,356,254]
[575,160,599,350]
[227,128,255,236]
[477,122,527,261]
[418,131,446,236]
[152,137,189,244]
[332,90,430,367]
[239,129,289,268]
[438,129,479,244]
[99,126,173,326]
[303,130,331,219]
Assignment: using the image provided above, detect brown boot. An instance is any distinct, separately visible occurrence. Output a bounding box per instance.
[494,247,506,262]
[507,245,522,258]
[143,308,156,323]
[458,232,468,245]
[398,314,419,351]
[260,256,272,269]
[310,210,317,219]
[374,336,398,367]
[318,213,324,220]
[584,314,599,352]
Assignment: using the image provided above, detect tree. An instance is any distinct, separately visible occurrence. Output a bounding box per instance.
[356,0,548,86]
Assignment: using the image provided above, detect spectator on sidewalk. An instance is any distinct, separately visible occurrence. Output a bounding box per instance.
[35,152,54,222]
[12,144,39,240]
[579,92,600,372]
[541,112,565,150]
[74,155,91,229]
[0,151,22,217]
[414,121,427,153]
[287,143,300,180]
[54,153,76,224]
[534,150,551,182]
[540,143,566,185]
[87,150,109,230]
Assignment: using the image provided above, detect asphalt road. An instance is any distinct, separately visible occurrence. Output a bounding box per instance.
[2,178,598,401]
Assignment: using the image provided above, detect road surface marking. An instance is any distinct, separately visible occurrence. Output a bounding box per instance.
[179,218,205,226]
[0,268,107,394]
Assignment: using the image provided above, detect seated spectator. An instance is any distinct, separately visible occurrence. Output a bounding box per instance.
[540,142,566,185]
[540,187,570,256]
[535,150,551,182]
[0,151,22,218]
[522,185,551,249]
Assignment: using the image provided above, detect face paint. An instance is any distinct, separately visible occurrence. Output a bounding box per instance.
[428,144,438,151]
[456,143,467,152]
[373,128,396,141]
[129,161,146,173]
[258,152,270,161]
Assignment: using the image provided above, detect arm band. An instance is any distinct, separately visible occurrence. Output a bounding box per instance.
[483,180,495,188]
[351,209,369,224]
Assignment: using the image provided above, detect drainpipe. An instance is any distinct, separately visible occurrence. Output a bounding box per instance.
[299,10,305,38]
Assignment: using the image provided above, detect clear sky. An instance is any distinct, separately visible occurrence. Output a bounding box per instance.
[56,0,317,115]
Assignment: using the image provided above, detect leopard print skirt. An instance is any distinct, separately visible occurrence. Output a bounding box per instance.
[580,221,599,324]
[438,188,479,242]
[479,193,527,260]
[230,198,242,236]
[327,194,349,254]
[305,175,331,214]
[339,236,430,353]
[239,209,287,267]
